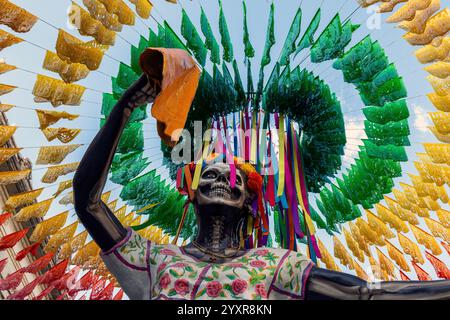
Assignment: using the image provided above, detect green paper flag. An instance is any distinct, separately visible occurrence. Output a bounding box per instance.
[261,2,275,67]
[311,14,360,63]
[363,99,409,125]
[116,63,139,90]
[181,9,207,66]
[130,36,149,75]
[219,0,234,62]
[279,8,302,66]
[242,1,255,58]
[294,8,321,57]
[246,59,254,96]
[200,7,221,64]
[162,21,189,50]
[254,3,275,108]
[111,152,149,185]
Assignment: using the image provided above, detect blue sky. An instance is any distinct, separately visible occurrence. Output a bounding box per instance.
[1,0,448,280]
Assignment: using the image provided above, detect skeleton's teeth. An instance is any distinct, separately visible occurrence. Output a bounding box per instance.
[206,185,232,199]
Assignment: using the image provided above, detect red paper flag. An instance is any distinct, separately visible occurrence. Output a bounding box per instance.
[33,285,55,300]
[40,259,69,285]
[0,270,24,290]
[0,228,29,251]
[53,266,80,291]
[7,277,42,300]
[15,241,42,261]
[90,278,107,300]
[0,212,12,226]
[113,289,124,300]
[425,251,450,279]
[399,270,410,281]
[23,252,54,274]
[67,270,97,297]
[441,242,450,256]
[96,281,115,300]
[412,261,432,281]
[0,257,8,274]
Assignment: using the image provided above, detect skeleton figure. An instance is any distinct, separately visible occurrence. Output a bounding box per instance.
[74,71,450,300]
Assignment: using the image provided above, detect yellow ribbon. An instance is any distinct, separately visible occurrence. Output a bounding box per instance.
[191,127,212,190]
[277,115,285,197]
[290,122,315,235]
[250,111,257,164]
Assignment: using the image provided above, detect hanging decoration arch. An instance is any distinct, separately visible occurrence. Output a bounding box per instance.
[0,0,448,299]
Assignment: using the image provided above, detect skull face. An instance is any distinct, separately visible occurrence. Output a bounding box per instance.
[195,163,247,210]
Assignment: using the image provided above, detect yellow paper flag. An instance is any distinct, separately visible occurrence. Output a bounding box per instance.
[0,61,16,74]
[366,210,395,239]
[386,240,410,272]
[33,74,86,107]
[69,2,116,45]
[398,0,440,34]
[5,188,43,210]
[15,198,54,222]
[36,109,79,129]
[375,203,409,233]
[317,238,341,272]
[415,37,450,64]
[0,104,14,112]
[0,83,16,96]
[56,29,105,70]
[0,147,21,165]
[42,127,81,144]
[410,224,442,255]
[0,169,30,185]
[436,208,450,228]
[129,0,153,19]
[398,232,424,264]
[41,162,79,183]
[386,0,433,23]
[0,29,23,50]
[424,61,450,79]
[97,0,135,25]
[333,236,355,270]
[376,248,396,277]
[82,0,123,31]
[30,211,69,242]
[36,144,81,165]
[43,51,90,84]
[44,221,78,253]
[343,228,365,263]
[0,0,37,32]
[423,217,450,243]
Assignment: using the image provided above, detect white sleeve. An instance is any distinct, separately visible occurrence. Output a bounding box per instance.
[100,228,152,300]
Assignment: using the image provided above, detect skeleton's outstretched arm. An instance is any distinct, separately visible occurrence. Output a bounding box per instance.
[305,267,450,300]
[73,70,162,251]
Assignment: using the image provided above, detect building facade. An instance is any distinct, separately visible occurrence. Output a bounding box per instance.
[0,111,54,300]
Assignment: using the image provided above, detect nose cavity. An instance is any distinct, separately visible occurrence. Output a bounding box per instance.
[217,173,228,183]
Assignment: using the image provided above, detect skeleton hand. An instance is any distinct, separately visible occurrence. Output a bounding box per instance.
[124,74,161,110]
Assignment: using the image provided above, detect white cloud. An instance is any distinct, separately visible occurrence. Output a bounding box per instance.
[344,117,366,159]
[412,103,430,133]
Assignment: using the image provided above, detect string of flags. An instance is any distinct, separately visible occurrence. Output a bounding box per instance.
[0,0,449,300]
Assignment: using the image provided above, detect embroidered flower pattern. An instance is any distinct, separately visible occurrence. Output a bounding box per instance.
[206,281,223,297]
[114,235,311,300]
[118,233,147,265]
[174,279,190,296]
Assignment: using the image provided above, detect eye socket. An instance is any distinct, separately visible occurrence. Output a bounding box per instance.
[202,170,217,179]
[236,175,242,185]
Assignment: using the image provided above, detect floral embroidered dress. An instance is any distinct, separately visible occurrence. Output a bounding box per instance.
[101,229,314,300]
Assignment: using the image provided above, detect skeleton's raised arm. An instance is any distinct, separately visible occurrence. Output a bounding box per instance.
[73,56,162,251]
[305,267,450,300]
